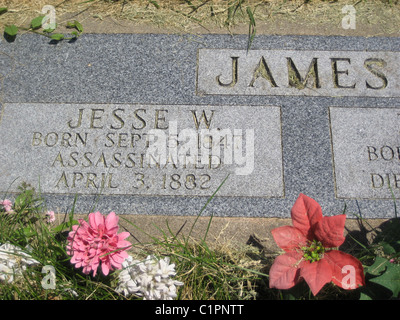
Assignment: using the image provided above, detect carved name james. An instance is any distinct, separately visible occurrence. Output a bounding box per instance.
[0,103,284,198]
[197,49,399,97]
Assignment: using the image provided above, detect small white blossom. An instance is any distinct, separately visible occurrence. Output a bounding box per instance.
[0,243,40,283]
[62,287,79,298]
[116,255,184,300]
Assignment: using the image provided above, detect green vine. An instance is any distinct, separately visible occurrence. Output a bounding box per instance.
[2,9,83,42]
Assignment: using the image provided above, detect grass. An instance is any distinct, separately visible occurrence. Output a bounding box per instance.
[0,0,400,300]
[0,0,400,37]
[0,183,269,300]
[0,183,399,300]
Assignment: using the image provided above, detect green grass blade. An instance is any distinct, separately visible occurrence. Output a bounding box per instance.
[187,174,229,242]
[246,6,256,51]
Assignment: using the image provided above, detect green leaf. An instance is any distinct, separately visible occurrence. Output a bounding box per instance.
[43,27,56,33]
[369,262,400,298]
[0,7,8,15]
[31,15,44,30]
[367,256,390,276]
[4,24,18,37]
[359,291,373,300]
[381,241,396,255]
[74,20,83,33]
[50,33,64,41]
[148,0,160,9]
[67,20,83,33]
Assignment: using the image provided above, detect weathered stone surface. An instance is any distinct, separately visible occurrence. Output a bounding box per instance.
[330,107,400,199]
[0,34,399,218]
[0,103,284,198]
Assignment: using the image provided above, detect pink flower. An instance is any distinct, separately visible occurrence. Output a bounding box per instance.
[45,210,56,223]
[66,211,131,277]
[0,199,13,213]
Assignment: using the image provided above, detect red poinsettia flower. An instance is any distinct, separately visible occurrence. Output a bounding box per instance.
[269,193,365,296]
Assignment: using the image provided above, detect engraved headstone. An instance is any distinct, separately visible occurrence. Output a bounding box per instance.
[0,34,399,218]
[330,107,400,199]
[0,103,283,197]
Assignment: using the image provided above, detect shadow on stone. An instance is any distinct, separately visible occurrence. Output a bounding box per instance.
[3,32,16,43]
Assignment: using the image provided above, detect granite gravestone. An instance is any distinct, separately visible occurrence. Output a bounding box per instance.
[0,33,399,218]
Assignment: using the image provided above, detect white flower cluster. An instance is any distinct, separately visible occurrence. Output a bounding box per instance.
[0,243,40,283]
[116,255,184,300]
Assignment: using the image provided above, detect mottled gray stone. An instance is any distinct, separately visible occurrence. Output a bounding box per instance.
[0,34,399,218]
[330,107,400,199]
[0,103,283,198]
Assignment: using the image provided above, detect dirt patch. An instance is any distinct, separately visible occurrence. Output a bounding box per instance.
[0,0,399,37]
[62,213,388,254]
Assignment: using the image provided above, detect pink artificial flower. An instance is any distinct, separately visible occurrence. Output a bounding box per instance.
[45,210,56,223]
[0,199,13,213]
[66,211,131,277]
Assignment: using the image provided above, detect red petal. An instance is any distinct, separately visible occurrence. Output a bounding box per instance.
[314,214,346,248]
[271,226,308,252]
[269,251,302,290]
[324,250,365,289]
[291,194,323,238]
[300,258,332,296]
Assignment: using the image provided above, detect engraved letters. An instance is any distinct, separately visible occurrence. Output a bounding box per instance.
[330,107,400,199]
[198,49,397,97]
[216,57,238,87]
[0,104,284,198]
[218,55,380,90]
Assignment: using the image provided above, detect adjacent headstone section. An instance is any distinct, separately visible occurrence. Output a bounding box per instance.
[330,107,400,199]
[0,34,400,217]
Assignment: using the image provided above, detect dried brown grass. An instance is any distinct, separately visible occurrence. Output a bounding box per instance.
[0,0,399,35]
